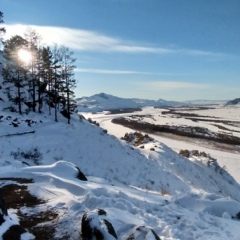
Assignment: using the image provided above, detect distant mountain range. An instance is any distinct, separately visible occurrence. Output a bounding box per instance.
[76,93,229,112]
[76,93,183,112]
[184,99,228,105]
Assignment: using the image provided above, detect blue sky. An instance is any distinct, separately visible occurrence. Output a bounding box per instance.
[1,0,240,100]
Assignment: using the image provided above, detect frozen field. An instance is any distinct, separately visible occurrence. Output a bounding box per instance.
[82,106,240,183]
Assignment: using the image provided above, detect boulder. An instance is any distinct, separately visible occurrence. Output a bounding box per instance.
[81,209,117,240]
[123,226,161,240]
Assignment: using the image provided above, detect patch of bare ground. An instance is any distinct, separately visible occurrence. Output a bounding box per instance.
[0,178,65,240]
[106,108,142,114]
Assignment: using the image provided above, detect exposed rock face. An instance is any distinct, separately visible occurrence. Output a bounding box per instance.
[75,166,88,181]
[81,209,117,240]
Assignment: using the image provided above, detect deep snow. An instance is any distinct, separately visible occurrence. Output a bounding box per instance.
[0,103,240,239]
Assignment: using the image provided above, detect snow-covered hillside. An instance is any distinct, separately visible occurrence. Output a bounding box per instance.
[1,103,240,239]
[1,59,240,240]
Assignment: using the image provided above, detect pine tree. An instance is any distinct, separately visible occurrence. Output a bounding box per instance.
[3,35,29,114]
[50,45,63,121]
[1,24,78,122]
[0,11,6,45]
[58,46,77,124]
[24,28,42,112]
[37,46,52,113]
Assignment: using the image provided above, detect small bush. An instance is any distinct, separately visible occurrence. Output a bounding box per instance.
[179,149,190,158]
[121,131,154,146]
[179,149,209,158]
[160,189,169,196]
[11,147,42,165]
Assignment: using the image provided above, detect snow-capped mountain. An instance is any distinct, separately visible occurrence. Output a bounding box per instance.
[76,92,140,112]
[76,93,182,112]
[130,97,181,107]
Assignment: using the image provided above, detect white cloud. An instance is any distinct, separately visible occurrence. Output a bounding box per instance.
[3,24,227,58]
[75,68,194,76]
[3,24,170,53]
[138,81,210,91]
[75,68,159,74]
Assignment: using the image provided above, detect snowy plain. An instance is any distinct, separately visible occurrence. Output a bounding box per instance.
[0,102,240,239]
[83,106,240,182]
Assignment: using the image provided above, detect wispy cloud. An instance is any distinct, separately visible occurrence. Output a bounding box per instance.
[3,24,170,53]
[75,68,150,74]
[137,81,210,91]
[75,68,194,76]
[3,24,227,58]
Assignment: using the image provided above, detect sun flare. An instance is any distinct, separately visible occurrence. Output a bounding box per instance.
[18,49,32,64]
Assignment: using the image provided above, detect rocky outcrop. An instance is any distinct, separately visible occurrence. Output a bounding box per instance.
[81,209,161,240]
[81,209,117,240]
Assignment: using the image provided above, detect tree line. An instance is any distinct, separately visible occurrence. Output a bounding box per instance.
[0,11,77,124]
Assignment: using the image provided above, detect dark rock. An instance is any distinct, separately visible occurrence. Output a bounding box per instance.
[60,109,70,119]
[2,225,27,240]
[0,191,8,216]
[81,209,117,240]
[124,226,161,240]
[11,122,18,127]
[75,166,88,181]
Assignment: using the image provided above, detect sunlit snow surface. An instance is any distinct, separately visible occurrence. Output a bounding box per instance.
[0,106,240,239]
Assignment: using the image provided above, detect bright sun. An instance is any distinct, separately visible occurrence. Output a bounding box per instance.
[18,49,32,64]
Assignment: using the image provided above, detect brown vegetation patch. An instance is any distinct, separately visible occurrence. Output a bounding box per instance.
[0,178,61,240]
[1,184,43,209]
[121,131,154,146]
[106,108,142,114]
[0,177,34,184]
